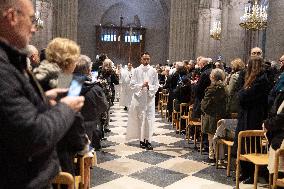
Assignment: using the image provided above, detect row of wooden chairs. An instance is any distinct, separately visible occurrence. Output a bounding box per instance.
[157,95,284,189]
[52,152,97,189]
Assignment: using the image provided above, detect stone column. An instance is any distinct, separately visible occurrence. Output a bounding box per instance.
[169,0,198,63]
[265,0,284,60]
[220,0,245,64]
[196,8,211,57]
[52,0,78,41]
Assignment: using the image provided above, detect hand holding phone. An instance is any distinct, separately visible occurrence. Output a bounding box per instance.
[67,76,84,97]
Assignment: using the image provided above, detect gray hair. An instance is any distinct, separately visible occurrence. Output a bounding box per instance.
[25,44,38,58]
[210,68,225,83]
[73,55,92,75]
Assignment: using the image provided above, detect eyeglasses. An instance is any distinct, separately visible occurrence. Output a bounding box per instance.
[16,9,37,25]
[251,51,262,55]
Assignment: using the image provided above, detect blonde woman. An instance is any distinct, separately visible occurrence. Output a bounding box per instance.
[226,58,245,114]
[33,37,80,91]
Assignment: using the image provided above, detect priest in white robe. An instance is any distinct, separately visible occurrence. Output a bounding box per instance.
[126,52,159,150]
[119,63,135,110]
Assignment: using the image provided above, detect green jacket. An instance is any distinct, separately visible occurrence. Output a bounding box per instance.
[201,81,227,134]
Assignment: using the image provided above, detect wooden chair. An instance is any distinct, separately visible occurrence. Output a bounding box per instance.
[235,130,269,189]
[160,90,169,120]
[273,148,284,189]
[172,99,180,129]
[216,139,234,176]
[158,91,163,112]
[52,172,75,189]
[185,106,201,148]
[178,103,190,133]
[215,113,238,177]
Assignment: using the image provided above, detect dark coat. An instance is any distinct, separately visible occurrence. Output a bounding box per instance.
[192,64,213,118]
[232,72,270,156]
[264,91,284,150]
[0,41,76,189]
[201,81,227,135]
[80,81,108,141]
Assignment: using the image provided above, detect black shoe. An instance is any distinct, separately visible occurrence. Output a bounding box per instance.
[140,141,146,149]
[242,177,253,184]
[180,130,186,135]
[145,140,153,150]
[124,106,128,111]
[234,174,247,182]
[104,128,111,133]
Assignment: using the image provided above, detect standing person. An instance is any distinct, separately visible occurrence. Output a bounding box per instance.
[120,62,134,110]
[126,52,159,150]
[0,0,85,188]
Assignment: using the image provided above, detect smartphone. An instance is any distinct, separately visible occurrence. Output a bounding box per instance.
[67,76,84,96]
[91,71,98,82]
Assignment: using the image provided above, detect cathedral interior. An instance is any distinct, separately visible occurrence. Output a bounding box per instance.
[17,0,284,188]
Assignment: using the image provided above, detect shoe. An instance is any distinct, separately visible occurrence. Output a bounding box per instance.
[104,128,111,133]
[145,140,153,150]
[180,130,186,135]
[242,177,253,184]
[140,141,146,149]
[124,106,128,111]
[176,130,180,134]
[101,137,107,141]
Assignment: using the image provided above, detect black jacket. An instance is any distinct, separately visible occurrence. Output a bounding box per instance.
[192,64,213,118]
[0,41,76,189]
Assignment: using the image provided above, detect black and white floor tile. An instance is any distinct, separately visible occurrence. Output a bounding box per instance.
[91,102,268,189]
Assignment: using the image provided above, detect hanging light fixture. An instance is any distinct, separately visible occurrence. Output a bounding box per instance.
[210,21,221,40]
[35,10,44,30]
[239,0,268,30]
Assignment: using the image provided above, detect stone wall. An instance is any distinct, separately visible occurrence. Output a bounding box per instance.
[77,0,170,65]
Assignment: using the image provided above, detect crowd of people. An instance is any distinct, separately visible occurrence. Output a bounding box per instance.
[0,0,283,188]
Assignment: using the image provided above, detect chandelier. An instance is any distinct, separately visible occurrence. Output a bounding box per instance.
[239,0,268,30]
[210,21,221,40]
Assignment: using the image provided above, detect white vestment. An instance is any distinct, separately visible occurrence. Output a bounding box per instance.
[126,64,159,142]
[119,68,135,107]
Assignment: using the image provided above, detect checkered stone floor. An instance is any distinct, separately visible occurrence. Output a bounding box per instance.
[90,102,268,189]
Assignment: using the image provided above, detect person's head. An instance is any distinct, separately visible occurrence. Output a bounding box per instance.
[0,0,36,49]
[73,55,92,75]
[244,57,265,89]
[279,54,284,70]
[230,58,245,72]
[45,37,80,74]
[175,61,185,72]
[26,44,39,66]
[140,52,150,66]
[250,47,263,58]
[198,58,209,68]
[127,62,133,70]
[210,68,226,83]
[102,58,113,72]
[196,56,204,65]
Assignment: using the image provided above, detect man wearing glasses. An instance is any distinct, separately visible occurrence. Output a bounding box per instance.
[0,0,85,188]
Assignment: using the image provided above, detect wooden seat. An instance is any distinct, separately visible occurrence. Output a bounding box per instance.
[185,106,201,148]
[235,130,269,189]
[178,103,190,133]
[52,172,75,189]
[172,99,180,129]
[273,148,284,189]
[216,139,234,177]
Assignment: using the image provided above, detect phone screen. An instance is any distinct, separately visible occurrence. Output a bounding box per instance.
[91,71,98,82]
[67,79,83,96]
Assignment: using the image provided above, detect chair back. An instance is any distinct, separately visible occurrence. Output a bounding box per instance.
[237,130,267,157]
[273,148,284,188]
[52,172,74,189]
[179,103,190,117]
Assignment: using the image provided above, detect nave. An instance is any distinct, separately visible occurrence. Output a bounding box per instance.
[89,102,268,189]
